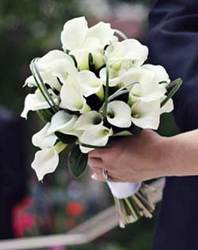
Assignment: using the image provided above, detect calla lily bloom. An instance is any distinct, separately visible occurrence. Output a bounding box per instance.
[161,98,174,114]
[105,39,148,75]
[77,70,103,97]
[74,111,103,130]
[21,89,59,119]
[24,50,76,91]
[131,100,161,129]
[61,17,117,70]
[107,101,132,128]
[79,125,113,153]
[60,75,90,113]
[32,123,57,149]
[48,110,78,135]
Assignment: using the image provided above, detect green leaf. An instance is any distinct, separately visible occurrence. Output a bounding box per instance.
[67,144,88,178]
[36,109,53,122]
[55,132,77,144]
[161,78,183,107]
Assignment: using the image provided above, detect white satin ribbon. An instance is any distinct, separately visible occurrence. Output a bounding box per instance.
[107,181,141,199]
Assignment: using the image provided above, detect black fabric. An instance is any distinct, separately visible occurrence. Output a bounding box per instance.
[0,107,27,239]
[148,1,198,249]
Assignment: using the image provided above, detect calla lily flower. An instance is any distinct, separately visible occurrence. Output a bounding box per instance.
[24,50,76,91]
[77,70,103,97]
[142,64,170,86]
[131,100,161,129]
[79,125,113,153]
[61,17,117,70]
[161,98,174,114]
[105,39,148,76]
[32,147,59,181]
[107,101,131,128]
[21,89,59,119]
[74,111,103,130]
[48,110,78,135]
[32,123,57,149]
[60,75,90,113]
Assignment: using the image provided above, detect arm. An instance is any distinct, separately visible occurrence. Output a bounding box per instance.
[89,129,198,182]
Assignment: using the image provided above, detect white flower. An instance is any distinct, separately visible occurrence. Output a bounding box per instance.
[161,98,174,114]
[77,70,103,97]
[61,17,117,70]
[74,111,103,130]
[105,39,148,78]
[131,100,161,129]
[60,75,90,113]
[25,50,76,91]
[107,101,131,128]
[79,125,113,153]
[48,110,78,135]
[21,89,59,119]
[142,64,170,86]
[32,123,57,149]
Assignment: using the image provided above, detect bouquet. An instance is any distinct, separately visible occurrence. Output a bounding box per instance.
[21,17,182,227]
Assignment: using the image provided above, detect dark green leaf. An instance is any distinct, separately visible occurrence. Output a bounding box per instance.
[67,144,88,178]
[55,132,77,144]
[161,78,183,107]
[36,109,53,122]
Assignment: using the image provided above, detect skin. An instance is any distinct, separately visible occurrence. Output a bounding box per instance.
[88,129,198,182]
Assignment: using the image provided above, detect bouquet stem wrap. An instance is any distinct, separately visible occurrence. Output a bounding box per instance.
[107,181,155,227]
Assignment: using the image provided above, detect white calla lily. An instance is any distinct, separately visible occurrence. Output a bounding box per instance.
[77,71,103,97]
[48,110,78,135]
[131,100,161,129]
[32,142,66,181]
[107,101,131,128]
[106,39,148,75]
[61,17,116,70]
[60,75,90,113]
[24,50,77,90]
[74,111,103,130]
[142,64,170,85]
[32,123,57,149]
[99,67,122,87]
[21,89,59,119]
[161,98,174,114]
[32,148,59,181]
[79,125,113,153]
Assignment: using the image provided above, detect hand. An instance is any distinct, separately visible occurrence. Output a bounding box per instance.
[88,130,171,182]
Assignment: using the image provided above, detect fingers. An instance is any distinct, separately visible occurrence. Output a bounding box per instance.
[88,157,103,170]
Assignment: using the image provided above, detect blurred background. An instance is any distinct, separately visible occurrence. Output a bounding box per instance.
[0,0,178,249]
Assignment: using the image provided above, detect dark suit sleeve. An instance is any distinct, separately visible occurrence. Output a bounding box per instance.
[148,0,198,132]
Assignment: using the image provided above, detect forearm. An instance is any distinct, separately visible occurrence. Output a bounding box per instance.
[163,129,198,177]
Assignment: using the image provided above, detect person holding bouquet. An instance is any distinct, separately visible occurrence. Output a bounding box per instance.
[89,0,198,249]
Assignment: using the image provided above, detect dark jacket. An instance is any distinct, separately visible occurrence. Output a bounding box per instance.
[0,107,27,239]
[149,1,198,249]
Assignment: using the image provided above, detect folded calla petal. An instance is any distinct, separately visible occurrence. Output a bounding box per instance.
[161,98,174,114]
[99,67,121,87]
[61,17,88,51]
[32,123,57,149]
[48,110,77,134]
[142,64,170,85]
[31,148,59,181]
[107,101,131,128]
[131,100,161,129]
[106,39,148,69]
[77,71,103,97]
[60,75,89,112]
[79,125,113,148]
[79,145,94,154]
[21,90,53,119]
[87,22,116,48]
[74,111,103,130]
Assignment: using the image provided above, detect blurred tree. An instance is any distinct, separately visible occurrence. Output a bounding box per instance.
[0,0,82,114]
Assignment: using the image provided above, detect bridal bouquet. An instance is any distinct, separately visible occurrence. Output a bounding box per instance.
[21,17,182,227]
